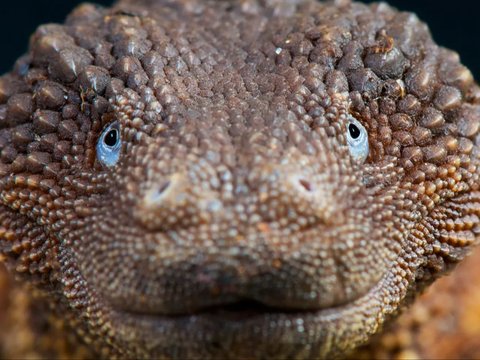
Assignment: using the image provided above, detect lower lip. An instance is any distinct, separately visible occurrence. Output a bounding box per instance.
[116,308,321,357]
[118,306,324,337]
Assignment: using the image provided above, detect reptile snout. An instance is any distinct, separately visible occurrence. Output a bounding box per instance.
[134,157,343,232]
[119,158,368,314]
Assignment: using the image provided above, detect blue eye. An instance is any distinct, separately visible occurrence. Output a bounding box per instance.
[346,116,369,163]
[97,122,121,167]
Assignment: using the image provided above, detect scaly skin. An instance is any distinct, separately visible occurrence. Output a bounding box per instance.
[0,0,479,358]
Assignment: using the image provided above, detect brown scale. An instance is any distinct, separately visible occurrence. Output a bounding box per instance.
[0,0,479,359]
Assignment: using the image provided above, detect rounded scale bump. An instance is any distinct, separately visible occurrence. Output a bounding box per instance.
[405,64,436,100]
[31,24,95,77]
[337,40,364,71]
[438,48,474,91]
[112,34,153,59]
[30,25,76,63]
[104,12,145,39]
[61,104,79,120]
[11,124,34,152]
[310,41,343,68]
[420,107,445,130]
[14,56,30,76]
[78,65,111,95]
[141,51,166,77]
[402,146,423,164]
[0,75,28,105]
[92,41,116,70]
[156,41,179,59]
[105,77,126,98]
[386,12,430,59]
[346,68,381,96]
[438,135,458,154]
[23,67,47,87]
[408,169,425,184]
[302,64,327,92]
[26,152,52,174]
[285,32,314,58]
[382,79,405,99]
[389,113,412,131]
[419,161,439,180]
[377,124,392,144]
[48,46,94,83]
[397,94,421,117]
[32,110,61,135]
[34,81,67,110]
[364,46,408,80]
[442,63,474,92]
[112,56,148,89]
[411,126,432,146]
[52,141,71,162]
[65,3,105,25]
[458,137,474,155]
[38,133,59,152]
[370,0,394,11]
[393,130,413,146]
[68,21,105,53]
[92,96,110,115]
[467,86,480,105]
[456,104,480,138]
[385,139,401,157]
[6,93,33,126]
[325,70,349,93]
[422,145,448,164]
[434,85,462,112]
[58,119,79,141]
[9,154,26,173]
[1,140,18,164]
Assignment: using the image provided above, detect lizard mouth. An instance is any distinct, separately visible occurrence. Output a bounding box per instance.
[195,300,309,317]
[125,299,315,321]
[104,264,396,359]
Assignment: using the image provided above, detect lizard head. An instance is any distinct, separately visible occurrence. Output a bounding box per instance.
[0,0,479,358]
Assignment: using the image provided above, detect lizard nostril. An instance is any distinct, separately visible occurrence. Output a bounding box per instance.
[147,180,171,204]
[298,179,313,192]
[157,181,171,195]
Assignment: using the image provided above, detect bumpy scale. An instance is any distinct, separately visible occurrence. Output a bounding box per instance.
[0,0,479,358]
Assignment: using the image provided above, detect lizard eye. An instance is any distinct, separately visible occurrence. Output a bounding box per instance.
[346,116,369,163]
[97,121,121,167]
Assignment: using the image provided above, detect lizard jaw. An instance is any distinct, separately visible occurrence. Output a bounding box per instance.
[103,264,399,359]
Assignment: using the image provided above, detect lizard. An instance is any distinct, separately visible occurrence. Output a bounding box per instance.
[0,0,479,358]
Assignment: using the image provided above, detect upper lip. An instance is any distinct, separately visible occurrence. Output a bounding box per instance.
[123,299,321,322]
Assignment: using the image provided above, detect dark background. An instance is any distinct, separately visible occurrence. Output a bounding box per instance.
[1,0,479,79]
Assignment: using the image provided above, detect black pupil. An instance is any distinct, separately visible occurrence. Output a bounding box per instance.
[104,129,118,147]
[348,123,361,139]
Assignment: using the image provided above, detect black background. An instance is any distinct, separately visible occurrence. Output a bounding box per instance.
[1,0,479,79]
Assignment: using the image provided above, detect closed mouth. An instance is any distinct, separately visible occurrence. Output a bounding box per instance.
[123,299,318,322]
[106,270,395,359]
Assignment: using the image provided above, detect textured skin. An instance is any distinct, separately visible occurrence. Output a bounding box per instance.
[352,246,480,359]
[0,0,479,358]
